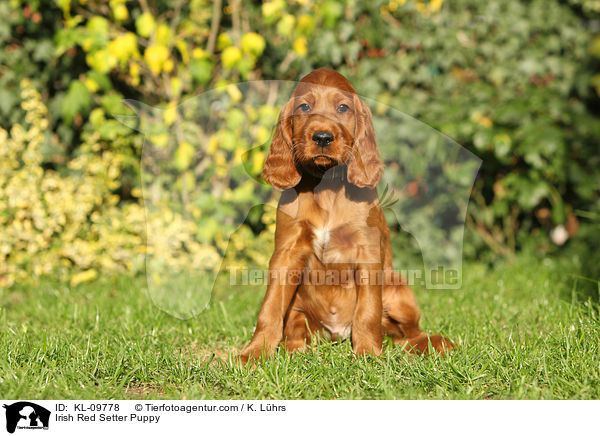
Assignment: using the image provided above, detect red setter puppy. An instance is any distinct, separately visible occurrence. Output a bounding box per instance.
[240,68,452,364]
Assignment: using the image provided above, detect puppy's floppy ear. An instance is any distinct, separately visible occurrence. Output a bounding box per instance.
[347,95,383,189]
[261,99,301,190]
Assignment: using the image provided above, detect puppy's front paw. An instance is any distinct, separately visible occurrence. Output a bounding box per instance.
[428,335,455,355]
[239,348,257,366]
[353,342,383,357]
[402,334,455,355]
[239,344,274,365]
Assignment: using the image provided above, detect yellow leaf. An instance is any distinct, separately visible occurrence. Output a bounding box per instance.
[207,135,218,154]
[276,14,295,36]
[86,48,118,74]
[214,150,226,166]
[479,116,493,128]
[57,0,72,17]
[233,147,244,165]
[227,84,242,103]
[470,111,493,128]
[70,269,98,287]
[262,0,284,18]
[254,125,269,144]
[131,187,142,198]
[156,24,171,46]
[65,14,84,29]
[84,77,99,93]
[293,37,307,57]
[108,32,138,63]
[170,77,182,97]
[81,36,94,52]
[112,3,128,21]
[163,58,174,72]
[86,16,109,35]
[493,133,511,146]
[252,150,265,173]
[163,102,177,126]
[215,78,228,89]
[149,133,169,147]
[241,32,266,56]
[222,46,242,68]
[144,44,169,75]
[182,171,195,191]
[136,12,156,38]
[173,141,195,171]
[130,62,140,86]
[429,0,443,12]
[175,40,189,64]
[192,48,208,59]
[297,15,314,34]
[217,33,232,50]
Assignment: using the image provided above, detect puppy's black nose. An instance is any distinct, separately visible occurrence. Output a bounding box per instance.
[312,130,334,147]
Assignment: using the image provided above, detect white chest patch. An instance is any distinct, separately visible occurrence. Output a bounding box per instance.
[312,226,330,260]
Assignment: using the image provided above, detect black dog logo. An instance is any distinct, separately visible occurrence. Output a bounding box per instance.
[3,402,50,433]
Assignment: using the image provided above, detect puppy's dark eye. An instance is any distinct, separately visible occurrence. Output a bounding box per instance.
[298,103,311,113]
[337,104,350,113]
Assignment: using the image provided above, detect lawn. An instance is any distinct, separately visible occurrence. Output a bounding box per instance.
[1,242,599,400]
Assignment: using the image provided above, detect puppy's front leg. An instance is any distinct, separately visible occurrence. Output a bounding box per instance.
[240,242,310,364]
[352,265,383,356]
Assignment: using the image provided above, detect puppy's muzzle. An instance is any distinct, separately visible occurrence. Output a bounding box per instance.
[312,130,334,147]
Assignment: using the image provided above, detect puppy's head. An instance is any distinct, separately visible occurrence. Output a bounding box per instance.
[262,68,383,190]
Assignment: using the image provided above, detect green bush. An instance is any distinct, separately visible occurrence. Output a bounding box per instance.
[0,81,145,287]
[1,0,599,287]
[294,0,600,256]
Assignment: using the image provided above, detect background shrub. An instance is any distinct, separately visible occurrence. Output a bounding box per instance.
[1,0,599,287]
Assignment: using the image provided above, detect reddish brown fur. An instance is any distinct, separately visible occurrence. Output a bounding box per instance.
[241,68,452,364]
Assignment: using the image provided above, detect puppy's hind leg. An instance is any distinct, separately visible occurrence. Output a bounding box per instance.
[382,276,453,355]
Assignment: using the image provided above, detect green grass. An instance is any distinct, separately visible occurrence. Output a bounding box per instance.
[1,248,599,399]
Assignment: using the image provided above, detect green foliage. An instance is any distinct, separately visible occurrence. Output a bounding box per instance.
[301,0,600,256]
[61,80,92,124]
[0,81,145,287]
[567,0,600,15]
[1,0,599,286]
